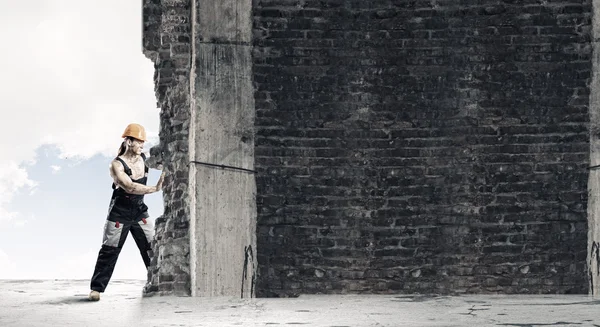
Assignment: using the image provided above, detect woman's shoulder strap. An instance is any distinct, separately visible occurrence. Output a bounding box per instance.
[114,157,132,176]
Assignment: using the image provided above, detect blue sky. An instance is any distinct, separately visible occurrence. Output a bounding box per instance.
[0,145,164,280]
[0,1,164,280]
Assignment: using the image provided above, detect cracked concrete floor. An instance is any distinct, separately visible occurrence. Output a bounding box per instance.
[1,280,599,327]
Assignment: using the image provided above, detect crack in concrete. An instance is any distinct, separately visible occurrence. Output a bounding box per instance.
[241,244,256,298]
[459,305,490,317]
[592,242,600,296]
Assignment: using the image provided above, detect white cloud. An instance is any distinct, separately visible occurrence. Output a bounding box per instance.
[0,207,19,225]
[0,162,37,225]
[50,165,61,174]
[0,1,159,218]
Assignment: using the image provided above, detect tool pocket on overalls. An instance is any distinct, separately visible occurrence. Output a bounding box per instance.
[102,220,123,247]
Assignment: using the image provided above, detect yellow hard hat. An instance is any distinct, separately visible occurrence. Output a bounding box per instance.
[122,123,147,141]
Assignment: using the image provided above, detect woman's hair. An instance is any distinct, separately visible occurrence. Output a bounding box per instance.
[117,137,133,157]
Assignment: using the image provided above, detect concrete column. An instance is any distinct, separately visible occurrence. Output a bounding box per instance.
[588,0,600,298]
[188,0,256,297]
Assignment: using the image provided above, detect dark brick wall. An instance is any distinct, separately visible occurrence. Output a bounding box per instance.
[142,0,192,296]
[253,0,592,296]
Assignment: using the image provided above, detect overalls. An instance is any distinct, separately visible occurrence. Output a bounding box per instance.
[90,154,154,293]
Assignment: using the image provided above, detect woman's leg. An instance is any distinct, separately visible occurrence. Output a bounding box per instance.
[90,220,130,293]
[130,218,154,268]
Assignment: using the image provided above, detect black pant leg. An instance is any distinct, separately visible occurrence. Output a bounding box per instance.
[129,219,154,268]
[90,220,130,292]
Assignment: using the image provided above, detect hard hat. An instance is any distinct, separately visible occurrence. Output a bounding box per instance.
[122,123,147,141]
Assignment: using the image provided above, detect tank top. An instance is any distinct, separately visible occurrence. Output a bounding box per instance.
[106,153,150,222]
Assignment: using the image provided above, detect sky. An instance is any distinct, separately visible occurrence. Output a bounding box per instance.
[0,1,164,280]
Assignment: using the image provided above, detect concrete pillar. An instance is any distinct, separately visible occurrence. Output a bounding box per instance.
[188,0,257,297]
[588,0,600,298]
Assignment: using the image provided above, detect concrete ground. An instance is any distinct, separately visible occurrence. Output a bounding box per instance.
[0,280,599,327]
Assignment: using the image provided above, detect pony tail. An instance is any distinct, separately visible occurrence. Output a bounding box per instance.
[117,141,126,157]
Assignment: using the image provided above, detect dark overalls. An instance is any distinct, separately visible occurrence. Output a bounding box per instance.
[90,154,154,293]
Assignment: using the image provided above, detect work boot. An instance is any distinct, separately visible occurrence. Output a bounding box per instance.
[89,290,100,301]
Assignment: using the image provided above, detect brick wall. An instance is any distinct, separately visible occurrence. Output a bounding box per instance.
[253,0,592,296]
[142,0,192,296]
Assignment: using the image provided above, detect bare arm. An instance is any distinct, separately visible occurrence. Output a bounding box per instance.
[110,160,162,195]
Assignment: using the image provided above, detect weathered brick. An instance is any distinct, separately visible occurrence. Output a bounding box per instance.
[253,0,591,297]
[142,0,191,297]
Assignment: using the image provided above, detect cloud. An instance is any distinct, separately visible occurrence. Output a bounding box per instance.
[0,207,19,225]
[0,162,37,224]
[0,1,159,218]
[50,165,61,174]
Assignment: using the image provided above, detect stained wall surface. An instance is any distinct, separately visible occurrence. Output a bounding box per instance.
[143,0,595,297]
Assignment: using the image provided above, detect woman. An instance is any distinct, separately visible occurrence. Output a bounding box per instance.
[88,123,165,301]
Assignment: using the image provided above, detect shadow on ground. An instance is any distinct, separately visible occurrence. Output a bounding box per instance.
[38,296,91,305]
